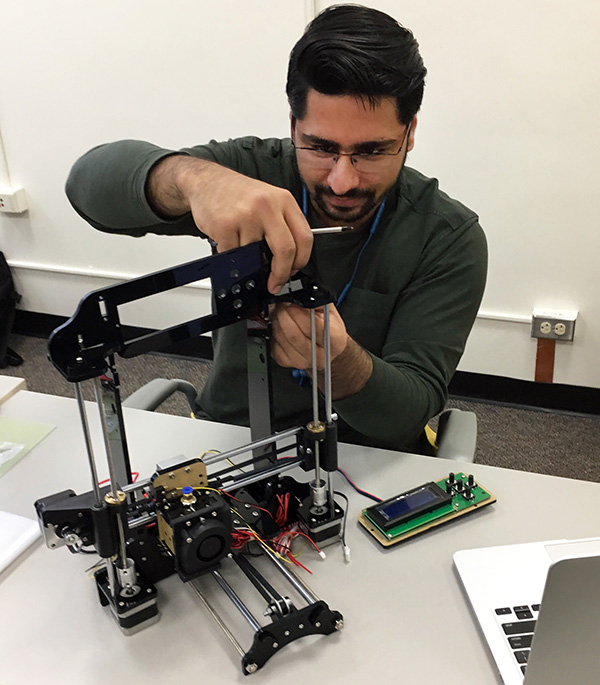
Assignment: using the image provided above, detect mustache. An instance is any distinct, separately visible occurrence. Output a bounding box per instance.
[315,185,374,200]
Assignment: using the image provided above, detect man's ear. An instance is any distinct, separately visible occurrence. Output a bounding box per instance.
[290,113,297,142]
[407,115,418,152]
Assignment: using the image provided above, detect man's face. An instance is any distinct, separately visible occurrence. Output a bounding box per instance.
[292,89,415,227]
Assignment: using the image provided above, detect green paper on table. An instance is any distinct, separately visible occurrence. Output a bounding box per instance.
[0,416,55,478]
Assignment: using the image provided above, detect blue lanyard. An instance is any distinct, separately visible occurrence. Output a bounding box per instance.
[301,186,385,307]
[292,187,385,384]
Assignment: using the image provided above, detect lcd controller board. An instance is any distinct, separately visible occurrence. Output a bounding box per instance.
[359,472,496,547]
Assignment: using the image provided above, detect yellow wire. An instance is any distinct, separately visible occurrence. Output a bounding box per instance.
[174,485,222,495]
[173,488,295,566]
[230,506,295,566]
[199,449,220,458]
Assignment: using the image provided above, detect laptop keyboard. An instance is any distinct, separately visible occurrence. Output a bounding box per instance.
[495,604,541,676]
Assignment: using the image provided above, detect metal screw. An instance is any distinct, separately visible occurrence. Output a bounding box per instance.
[298,624,304,630]
[232,284,241,294]
[272,642,279,649]
[284,630,290,636]
[252,511,259,517]
[186,521,192,527]
[186,537,193,544]
[169,473,175,479]
[335,619,344,631]
[245,663,258,674]
[246,280,255,289]
[315,622,321,628]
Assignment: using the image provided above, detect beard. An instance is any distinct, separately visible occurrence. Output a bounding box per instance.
[311,184,379,225]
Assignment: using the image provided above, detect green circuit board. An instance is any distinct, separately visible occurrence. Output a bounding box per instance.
[359,472,496,547]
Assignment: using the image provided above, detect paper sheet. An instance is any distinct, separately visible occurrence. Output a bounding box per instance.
[0,510,41,575]
[0,416,55,478]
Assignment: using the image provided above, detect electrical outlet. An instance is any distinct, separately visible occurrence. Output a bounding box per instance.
[531,308,577,341]
[0,187,28,213]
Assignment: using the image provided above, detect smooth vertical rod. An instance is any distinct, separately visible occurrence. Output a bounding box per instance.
[323,305,333,423]
[93,377,120,496]
[310,309,319,426]
[74,382,101,505]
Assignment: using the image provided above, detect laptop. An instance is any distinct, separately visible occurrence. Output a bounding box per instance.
[453,537,600,684]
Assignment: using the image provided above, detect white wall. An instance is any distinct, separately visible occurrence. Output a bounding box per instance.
[1,1,599,389]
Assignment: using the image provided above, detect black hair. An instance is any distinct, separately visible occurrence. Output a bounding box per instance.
[286,4,427,125]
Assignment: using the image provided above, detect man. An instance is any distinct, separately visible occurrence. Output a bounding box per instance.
[66,5,487,454]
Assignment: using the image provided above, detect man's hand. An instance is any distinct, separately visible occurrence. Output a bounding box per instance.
[271,303,373,400]
[147,155,313,294]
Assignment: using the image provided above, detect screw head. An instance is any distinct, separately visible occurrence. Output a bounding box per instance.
[245,663,258,674]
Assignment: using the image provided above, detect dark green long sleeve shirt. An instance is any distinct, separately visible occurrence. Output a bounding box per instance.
[66,137,487,453]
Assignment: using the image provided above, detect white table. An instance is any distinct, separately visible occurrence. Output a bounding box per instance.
[1,390,599,684]
[0,374,26,405]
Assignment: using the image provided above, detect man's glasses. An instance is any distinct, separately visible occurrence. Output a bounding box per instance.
[294,125,411,174]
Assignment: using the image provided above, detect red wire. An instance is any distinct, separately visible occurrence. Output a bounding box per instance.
[290,529,323,554]
[287,551,312,574]
[222,489,275,521]
[98,471,139,486]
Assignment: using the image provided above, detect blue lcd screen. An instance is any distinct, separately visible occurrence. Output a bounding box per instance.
[379,487,440,521]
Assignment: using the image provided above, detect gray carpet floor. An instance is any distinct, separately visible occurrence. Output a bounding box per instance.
[3,334,599,482]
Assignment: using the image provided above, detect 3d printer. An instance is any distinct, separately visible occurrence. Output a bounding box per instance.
[34,241,344,674]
